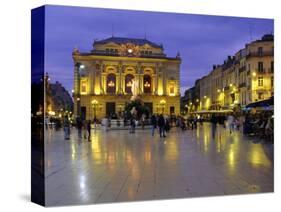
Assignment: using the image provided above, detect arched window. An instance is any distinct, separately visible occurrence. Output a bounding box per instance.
[125,74,134,94]
[106,73,116,94]
[143,75,152,93]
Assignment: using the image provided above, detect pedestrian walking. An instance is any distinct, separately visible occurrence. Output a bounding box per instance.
[151,114,157,136]
[82,119,87,139]
[93,116,97,129]
[227,114,234,134]
[76,117,83,139]
[87,120,91,141]
[164,117,170,134]
[63,115,70,140]
[45,116,50,130]
[158,114,166,137]
[141,114,146,130]
[130,116,136,134]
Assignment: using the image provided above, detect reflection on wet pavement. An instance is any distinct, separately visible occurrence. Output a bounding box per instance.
[44,123,273,206]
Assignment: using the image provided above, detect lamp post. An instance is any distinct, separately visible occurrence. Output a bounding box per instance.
[91,99,98,118]
[75,62,85,119]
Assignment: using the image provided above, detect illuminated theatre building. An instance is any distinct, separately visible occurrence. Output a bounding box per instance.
[72,37,181,120]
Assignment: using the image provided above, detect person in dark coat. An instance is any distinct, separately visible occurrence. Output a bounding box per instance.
[157,114,166,137]
[76,117,83,139]
[87,120,91,142]
[164,117,170,134]
[151,114,157,136]
[130,116,136,134]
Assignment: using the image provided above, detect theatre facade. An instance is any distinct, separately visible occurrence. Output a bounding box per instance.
[72,37,181,120]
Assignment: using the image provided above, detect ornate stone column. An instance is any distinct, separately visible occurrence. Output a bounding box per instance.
[89,65,94,95]
[137,65,143,94]
[74,65,80,95]
[162,66,167,95]
[102,73,106,94]
[155,66,159,95]
[100,64,105,94]
[118,63,123,94]
[152,74,156,94]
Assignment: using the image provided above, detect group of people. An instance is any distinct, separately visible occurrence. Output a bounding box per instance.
[150,114,170,137]
[75,117,92,141]
[63,116,97,141]
[175,115,202,131]
[61,110,273,142]
[209,111,274,141]
[243,112,273,140]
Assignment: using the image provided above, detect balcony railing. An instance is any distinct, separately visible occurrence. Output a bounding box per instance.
[91,50,167,58]
[239,66,246,73]
[257,68,266,74]
[268,68,274,73]
[246,51,274,58]
[239,82,246,88]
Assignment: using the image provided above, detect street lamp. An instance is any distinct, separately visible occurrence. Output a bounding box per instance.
[91,99,98,118]
[75,62,85,119]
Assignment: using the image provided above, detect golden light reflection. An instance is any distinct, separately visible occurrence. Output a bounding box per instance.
[107,151,116,164]
[131,167,141,180]
[248,145,271,168]
[126,150,132,165]
[216,140,221,153]
[71,143,76,160]
[91,136,103,164]
[165,139,179,161]
[228,148,235,169]
[144,143,152,164]
[127,187,135,199]
[203,134,209,153]
[227,143,238,174]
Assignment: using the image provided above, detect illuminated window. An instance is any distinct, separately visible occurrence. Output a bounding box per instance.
[143,75,152,93]
[170,86,175,95]
[106,73,116,94]
[81,81,87,93]
[258,77,263,87]
[125,74,134,94]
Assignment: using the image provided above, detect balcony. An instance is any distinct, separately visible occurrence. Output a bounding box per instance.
[239,66,246,73]
[239,82,246,88]
[268,68,274,73]
[91,49,167,58]
[224,86,230,91]
[246,51,274,58]
[257,68,266,74]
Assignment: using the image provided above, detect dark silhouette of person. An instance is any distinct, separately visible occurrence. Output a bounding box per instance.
[157,114,166,138]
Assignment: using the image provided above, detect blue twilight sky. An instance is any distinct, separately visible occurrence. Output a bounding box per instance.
[43,5,273,95]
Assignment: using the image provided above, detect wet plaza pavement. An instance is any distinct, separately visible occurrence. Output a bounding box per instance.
[44,123,273,206]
